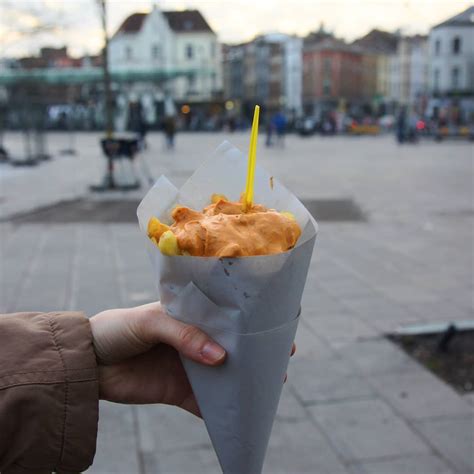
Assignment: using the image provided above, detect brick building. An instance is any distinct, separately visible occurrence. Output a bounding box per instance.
[303,34,363,114]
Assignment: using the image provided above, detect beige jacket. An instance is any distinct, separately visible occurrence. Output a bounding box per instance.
[0,312,99,473]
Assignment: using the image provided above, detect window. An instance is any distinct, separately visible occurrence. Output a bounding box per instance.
[451,67,459,89]
[323,57,331,96]
[187,74,196,94]
[125,46,133,60]
[211,42,216,58]
[323,79,331,96]
[183,20,194,31]
[323,57,331,73]
[186,44,193,59]
[434,69,440,90]
[453,37,461,54]
[435,39,441,55]
[151,44,161,60]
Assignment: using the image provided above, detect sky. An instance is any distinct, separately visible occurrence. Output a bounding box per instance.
[1,0,472,58]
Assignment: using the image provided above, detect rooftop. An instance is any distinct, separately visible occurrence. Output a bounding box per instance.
[116,12,147,34]
[433,6,474,29]
[352,29,398,54]
[114,9,214,36]
[304,35,359,54]
[163,10,213,33]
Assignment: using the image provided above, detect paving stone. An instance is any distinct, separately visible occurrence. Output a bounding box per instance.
[72,226,122,314]
[264,419,349,474]
[135,405,219,473]
[135,405,221,473]
[348,453,454,474]
[302,288,347,317]
[336,338,420,375]
[408,300,474,323]
[292,319,333,361]
[136,405,212,454]
[319,276,377,299]
[463,393,474,406]
[10,225,76,312]
[309,398,431,462]
[414,415,474,473]
[304,311,379,348]
[87,402,140,474]
[290,355,373,404]
[154,448,221,474]
[274,385,308,422]
[0,224,47,312]
[368,369,472,420]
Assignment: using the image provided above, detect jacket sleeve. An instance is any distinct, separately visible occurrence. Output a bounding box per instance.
[0,312,99,474]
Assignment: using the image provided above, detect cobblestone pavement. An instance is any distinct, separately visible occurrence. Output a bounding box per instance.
[1,132,473,473]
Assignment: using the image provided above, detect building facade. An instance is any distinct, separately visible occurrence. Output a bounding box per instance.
[388,35,428,105]
[303,34,363,114]
[222,34,302,118]
[352,29,398,105]
[108,7,222,104]
[429,6,474,95]
[222,43,246,105]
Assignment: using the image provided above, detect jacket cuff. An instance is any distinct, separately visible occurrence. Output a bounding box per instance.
[47,312,99,473]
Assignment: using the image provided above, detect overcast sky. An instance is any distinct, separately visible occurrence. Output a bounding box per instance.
[1,0,472,58]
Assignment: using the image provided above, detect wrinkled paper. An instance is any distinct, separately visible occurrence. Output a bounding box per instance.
[137,141,317,474]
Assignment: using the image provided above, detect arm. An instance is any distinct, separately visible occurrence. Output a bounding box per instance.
[0,304,227,472]
[0,311,98,473]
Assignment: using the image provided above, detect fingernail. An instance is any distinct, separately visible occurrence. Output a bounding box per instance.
[201,342,225,363]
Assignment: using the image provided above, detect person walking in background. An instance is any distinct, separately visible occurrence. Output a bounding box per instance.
[273,111,287,147]
[163,95,177,149]
[163,116,176,149]
[265,112,274,147]
[396,106,407,144]
[137,109,148,151]
[407,108,420,143]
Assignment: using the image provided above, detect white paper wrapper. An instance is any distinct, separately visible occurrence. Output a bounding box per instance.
[137,141,317,474]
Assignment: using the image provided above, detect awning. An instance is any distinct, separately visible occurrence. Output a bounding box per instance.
[0,66,212,85]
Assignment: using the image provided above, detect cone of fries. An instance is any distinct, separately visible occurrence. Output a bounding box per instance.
[137,107,317,474]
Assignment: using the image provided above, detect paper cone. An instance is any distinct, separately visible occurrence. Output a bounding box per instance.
[137,142,318,474]
[167,282,301,474]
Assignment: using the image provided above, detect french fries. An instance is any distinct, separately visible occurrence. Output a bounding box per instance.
[158,230,180,256]
[147,217,180,255]
[147,200,297,257]
[280,211,296,221]
[147,216,169,240]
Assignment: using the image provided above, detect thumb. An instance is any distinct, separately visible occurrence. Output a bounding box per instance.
[135,304,226,366]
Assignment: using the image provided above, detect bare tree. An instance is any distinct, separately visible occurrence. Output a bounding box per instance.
[96,0,114,138]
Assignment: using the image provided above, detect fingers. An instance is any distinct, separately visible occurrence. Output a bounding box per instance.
[284,342,296,384]
[134,305,226,366]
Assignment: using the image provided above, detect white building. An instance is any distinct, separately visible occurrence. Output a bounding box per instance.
[388,35,428,105]
[260,34,303,115]
[109,7,222,104]
[429,6,474,94]
[283,36,303,116]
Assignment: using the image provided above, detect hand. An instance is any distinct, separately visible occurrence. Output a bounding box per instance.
[90,302,226,417]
